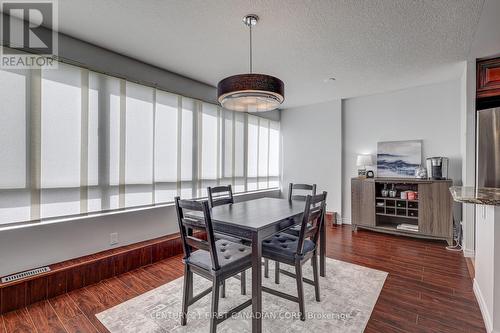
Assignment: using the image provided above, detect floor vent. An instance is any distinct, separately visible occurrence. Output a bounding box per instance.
[1,266,51,283]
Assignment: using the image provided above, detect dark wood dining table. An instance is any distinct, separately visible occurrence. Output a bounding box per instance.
[187,197,327,333]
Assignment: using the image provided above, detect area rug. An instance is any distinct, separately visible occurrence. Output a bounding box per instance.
[97,258,387,333]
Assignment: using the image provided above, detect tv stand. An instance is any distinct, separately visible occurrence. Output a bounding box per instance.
[351,177,453,245]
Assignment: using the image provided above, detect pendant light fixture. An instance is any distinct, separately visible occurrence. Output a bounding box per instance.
[217,14,284,112]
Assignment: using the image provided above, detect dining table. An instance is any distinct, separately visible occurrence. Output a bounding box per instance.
[187,197,327,333]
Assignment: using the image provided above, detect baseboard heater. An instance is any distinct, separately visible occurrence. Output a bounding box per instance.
[1,266,51,283]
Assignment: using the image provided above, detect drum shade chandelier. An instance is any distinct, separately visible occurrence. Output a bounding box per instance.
[217,15,284,112]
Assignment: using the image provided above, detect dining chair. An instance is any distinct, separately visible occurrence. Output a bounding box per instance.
[261,192,327,321]
[175,197,252,333]
[207,185,247,297]
[265,183,317,280]
[208,185,275,285]
[207,186,238,246]
[285,183,317,236]
[207,185,234,209]
[288,183,317,202]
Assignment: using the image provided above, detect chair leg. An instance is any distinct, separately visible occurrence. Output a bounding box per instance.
[295,262,306,321]
[181,265,192,326]
[221,280,226,298]
[275,261,280,284]
[264,259,269,278]
[210,277,221,333]
[312,255,321,302]
[240,270,247,295]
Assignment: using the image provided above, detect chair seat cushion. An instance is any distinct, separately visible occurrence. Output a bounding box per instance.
[262,233,316,263]
[187,240,252,271]
[283,223,313,237]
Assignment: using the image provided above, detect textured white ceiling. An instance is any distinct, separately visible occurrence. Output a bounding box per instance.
[56,0,484,107]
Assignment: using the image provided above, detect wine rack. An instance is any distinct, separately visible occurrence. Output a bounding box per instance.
[375,197,419,219]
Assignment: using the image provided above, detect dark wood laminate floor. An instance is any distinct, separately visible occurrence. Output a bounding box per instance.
[1,225,486,333]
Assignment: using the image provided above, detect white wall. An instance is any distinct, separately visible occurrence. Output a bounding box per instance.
[0,190,280,277]
[281,100,342,216]
[461,0,500,258]
[342,79,462,223]
[468,3,500,329]
[473,205,500,333]
[461,60,477,257]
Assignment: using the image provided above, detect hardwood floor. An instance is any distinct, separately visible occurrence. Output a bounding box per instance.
[1,225,486,333]
[331,227,486,333]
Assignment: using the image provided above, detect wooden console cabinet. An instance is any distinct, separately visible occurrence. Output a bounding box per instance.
[351,178,453,245]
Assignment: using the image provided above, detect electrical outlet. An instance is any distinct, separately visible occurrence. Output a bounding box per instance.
[110,232,119,245]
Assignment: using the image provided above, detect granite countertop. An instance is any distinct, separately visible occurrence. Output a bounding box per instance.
[450,186,500,206]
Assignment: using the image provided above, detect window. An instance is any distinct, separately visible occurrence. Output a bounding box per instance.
[41,63,82,218]
[199,103,219,198]
[180,97,195,199]
[154,90,178,204]
[125,82,155,207]
[0,68,30,223]
[88,72,121,212]
[269,121,280,188]
[234,113,246,192]
[0,56,281,226]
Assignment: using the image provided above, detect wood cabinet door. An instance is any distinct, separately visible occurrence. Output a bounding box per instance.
[351,179,375,227]
[477,58,500,99]
[418,182,452,237]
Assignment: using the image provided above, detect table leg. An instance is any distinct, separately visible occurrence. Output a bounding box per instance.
[320,216,326,277]
[251,232,263,333]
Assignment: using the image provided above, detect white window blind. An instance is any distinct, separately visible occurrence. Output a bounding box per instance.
[269,121,280,188]
[234,113,246,193]
[180,97,195,199]
[125,82,154,207]
[199,103,219,198]
[87,72,124,212]
[0,58,281,226]
[41,63,82,218]
[247,115,259,191]
[154,90,178,204]
[88,72,121,212]
[0,68,31,223]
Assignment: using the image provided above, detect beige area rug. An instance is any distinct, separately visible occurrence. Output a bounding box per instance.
[97,258,387,333]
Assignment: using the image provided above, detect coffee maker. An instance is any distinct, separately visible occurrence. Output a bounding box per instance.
[426,157,449,180]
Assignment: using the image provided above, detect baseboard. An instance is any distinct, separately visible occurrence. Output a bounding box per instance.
[463,248,475,258]
[473,278,493,333]
[325,211,336,225]
[465,257,475,280]
[340,217,351,225]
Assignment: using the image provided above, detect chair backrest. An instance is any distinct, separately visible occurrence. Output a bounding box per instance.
[288,183,317,201]
[207,185,234,208]
[175,197,220,271]
[296,192,327,256]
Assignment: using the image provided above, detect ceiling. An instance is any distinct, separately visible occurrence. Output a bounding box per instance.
[55,0,484,108]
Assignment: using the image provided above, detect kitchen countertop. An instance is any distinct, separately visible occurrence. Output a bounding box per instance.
[450,186,500,206]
